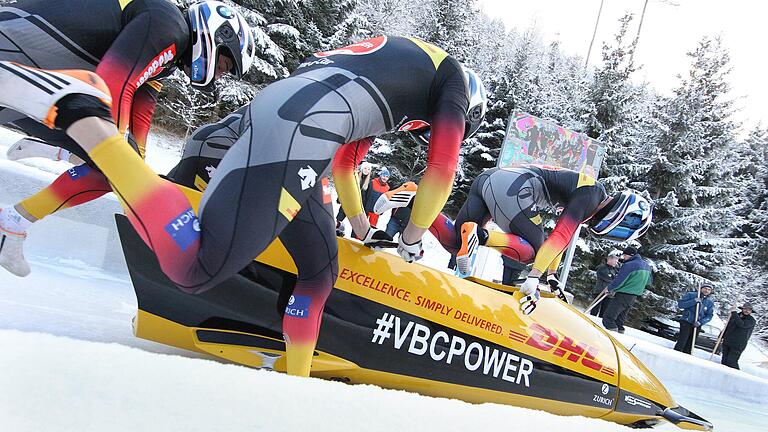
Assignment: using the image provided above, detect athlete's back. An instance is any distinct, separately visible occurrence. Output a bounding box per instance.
[291,36,468,141]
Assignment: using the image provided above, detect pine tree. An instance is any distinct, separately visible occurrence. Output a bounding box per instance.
[565,15,653,305]
[417,0,478,62]
[735,127,768,337]
[641,37,742,322]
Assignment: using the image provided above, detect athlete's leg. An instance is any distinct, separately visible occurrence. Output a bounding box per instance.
[479,169,540,264]
[14,165,111,221]
[452,171,495,274]
[187,77,351,292]
[278,182,338,377]
[428,170,493,255]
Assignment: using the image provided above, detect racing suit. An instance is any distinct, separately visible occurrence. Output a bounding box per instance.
[0,0,188,219]
[430,165,607,274]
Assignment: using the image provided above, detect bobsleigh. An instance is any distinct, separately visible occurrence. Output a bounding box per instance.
[116,188,712,431]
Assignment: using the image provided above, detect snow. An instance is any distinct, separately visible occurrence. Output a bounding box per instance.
[1,128,767,431]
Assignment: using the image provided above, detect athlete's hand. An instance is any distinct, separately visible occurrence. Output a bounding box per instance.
[362,228,395,249]
[519,276,541,315]
[547,274,569,303]
[397,237,423,263]
[520,276,539,296]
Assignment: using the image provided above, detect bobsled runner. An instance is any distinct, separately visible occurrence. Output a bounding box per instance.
[116,187,712,431]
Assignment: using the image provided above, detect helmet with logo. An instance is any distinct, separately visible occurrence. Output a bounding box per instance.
[588,191,652,242]
[186,1,256,91]
[409,64,487,145]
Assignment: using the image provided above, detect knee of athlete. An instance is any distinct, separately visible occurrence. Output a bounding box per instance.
[54,94,113,131]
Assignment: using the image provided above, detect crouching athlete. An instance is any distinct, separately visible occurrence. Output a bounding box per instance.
[0,0,255,277]
[0,35,487,376]
[378,165,652,315]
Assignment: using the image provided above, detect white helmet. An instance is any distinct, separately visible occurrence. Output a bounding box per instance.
[588,191,653,242]
[462,66,487,140]
[409,65,487,145]
[187,1,256,91]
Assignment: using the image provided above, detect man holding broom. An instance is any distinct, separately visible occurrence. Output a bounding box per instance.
[674,284,715,353]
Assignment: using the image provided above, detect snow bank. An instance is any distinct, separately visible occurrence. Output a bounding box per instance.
[610,329,768,404]
[0,330,635,432]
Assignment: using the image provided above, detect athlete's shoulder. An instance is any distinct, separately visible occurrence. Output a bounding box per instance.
[125,0,189,35]
[296,35,453,71]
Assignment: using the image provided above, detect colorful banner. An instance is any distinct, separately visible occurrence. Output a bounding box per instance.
[498,111,606,177]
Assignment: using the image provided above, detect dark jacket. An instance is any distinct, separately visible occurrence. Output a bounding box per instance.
[363,177,390,213]
[593,263,618,295]
[677,291,715,326]
[722,312,756,351]
[606,254,652,296]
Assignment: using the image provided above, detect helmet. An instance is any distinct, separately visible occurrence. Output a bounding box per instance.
[409,65,487,145]
[187,1,256,91]
[588,191,652,242]
[462,66,487,140]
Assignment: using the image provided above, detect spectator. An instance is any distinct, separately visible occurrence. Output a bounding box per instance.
[590,252,620,317]
[721,303,756,369]
[335,162,372,237]
[673,285,715,353]
[602,246,653,333]
[364,167,390,227]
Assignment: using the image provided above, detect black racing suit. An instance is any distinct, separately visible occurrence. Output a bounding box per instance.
[430,165,607,273]
[96,36,471,376]
[0,0,189,223]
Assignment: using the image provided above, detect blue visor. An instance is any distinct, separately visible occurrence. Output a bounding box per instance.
[602,213,644,241]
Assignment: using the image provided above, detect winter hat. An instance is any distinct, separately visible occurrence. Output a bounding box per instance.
[360,162,372,171]
[622,246,638,256]
[379,167,390,177]
[739,303,754,312]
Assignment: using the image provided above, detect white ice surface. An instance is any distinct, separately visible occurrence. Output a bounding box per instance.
[1,127,767,431]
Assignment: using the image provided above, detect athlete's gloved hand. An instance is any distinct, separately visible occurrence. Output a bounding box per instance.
[519,276,541,315]
[362,228,394,249]
[547,274,569,303]
[397,237,423,263]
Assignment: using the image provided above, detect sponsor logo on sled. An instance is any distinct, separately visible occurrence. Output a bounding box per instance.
[624,395,652,409]
[164,208,200,251]
[67,164,92,180]
[593,394,613,406]
[285,295,311,319]
[508,323,616,378]
[371,312,534,387]
[601,383,609,395]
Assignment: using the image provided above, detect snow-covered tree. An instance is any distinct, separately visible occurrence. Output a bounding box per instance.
[641,37,742,322]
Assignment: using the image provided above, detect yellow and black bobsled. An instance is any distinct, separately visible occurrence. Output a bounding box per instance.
[116,191,711,431]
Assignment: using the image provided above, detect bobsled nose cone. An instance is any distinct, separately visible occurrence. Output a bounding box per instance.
[661,406,713,431]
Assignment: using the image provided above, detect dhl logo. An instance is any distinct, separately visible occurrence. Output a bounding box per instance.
[508,323,615,377]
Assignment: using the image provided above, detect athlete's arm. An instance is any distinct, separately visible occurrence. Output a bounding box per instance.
[403,76,467,244]
[95,8,186,137]
[128,81,161,159]
[530,185,605,275]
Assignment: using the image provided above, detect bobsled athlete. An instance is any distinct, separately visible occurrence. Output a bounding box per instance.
[0,35,487,376]
[0,0,255,277]
[377,165,652,315]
